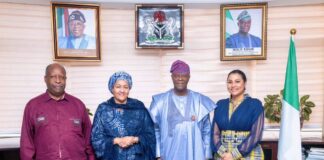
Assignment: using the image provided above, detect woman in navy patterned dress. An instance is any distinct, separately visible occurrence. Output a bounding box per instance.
[211,70,264,160]
[91,71,156,160]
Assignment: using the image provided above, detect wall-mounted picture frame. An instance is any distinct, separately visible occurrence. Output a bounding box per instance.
[51,3,101,61]
[220,3,267,61]
[135,4,184,49]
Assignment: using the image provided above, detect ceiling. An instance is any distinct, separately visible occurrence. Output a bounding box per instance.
[1,0,323,8]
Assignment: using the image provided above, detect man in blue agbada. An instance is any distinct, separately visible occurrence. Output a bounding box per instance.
[91,71,156,160]
[59,10,96,49]
[149,60,216,160]
[226,10,262,48]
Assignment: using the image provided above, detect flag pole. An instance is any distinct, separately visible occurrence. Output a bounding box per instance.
[278,28,302,160]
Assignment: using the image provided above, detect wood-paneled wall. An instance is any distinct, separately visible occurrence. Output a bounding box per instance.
[0,3,323,132]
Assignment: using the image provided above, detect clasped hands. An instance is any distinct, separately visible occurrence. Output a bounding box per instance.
[221,152,234,160]
[113,136,139,148]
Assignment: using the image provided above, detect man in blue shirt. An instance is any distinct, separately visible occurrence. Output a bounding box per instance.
[59,10,96,49]
[226,10,261,48]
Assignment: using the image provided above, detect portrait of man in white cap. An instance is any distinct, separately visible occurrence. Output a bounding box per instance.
[225,10,262,49]
[58,10,96,49]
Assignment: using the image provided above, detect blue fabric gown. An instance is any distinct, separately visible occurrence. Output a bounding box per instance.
[91,97,156,160]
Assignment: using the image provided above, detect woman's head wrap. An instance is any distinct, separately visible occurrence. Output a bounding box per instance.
[108,71,132,93]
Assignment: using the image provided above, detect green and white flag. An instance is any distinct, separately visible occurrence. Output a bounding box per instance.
[278,35,302,160]
[225,10,238,39]
[56,8,69,37]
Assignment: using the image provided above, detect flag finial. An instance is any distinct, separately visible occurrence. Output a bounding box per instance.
[290,28,296,35]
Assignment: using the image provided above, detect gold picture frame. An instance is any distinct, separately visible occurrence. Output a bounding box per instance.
[51,3,101,61]
[220,3,267,61]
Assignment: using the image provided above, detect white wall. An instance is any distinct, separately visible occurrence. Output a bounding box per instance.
[0,3,323,133]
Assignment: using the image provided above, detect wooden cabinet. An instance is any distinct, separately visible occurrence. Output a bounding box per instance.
[261,139,278,160]
[261,137,324,160]
[0,148,19,160]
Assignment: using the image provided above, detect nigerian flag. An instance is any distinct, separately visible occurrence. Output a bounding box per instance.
[278,35,302,160]
[56,8,69,37]
[225,10,238,39]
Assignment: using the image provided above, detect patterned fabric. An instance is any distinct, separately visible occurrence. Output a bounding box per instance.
[108,71,133,93]
[211,96,264,160]
[91,97,156,160]
[228,98,244,119]
[214,131,264,160]
[170,60,190,74]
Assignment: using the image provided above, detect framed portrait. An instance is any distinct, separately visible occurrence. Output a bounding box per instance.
[135,4,184,49]
[51,3,101,61]
[220,3,267,61]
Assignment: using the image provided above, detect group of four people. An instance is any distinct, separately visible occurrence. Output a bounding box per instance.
[20,60,264,160]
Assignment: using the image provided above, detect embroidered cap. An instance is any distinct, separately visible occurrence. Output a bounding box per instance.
[170,60,190,74]
[108,71,132,93]
[69,10,86,23]
[237,10,251,22]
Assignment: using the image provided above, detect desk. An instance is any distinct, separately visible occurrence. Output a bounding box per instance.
[0,148,19,160]
[0,137,20,160]
[261,137,324,160]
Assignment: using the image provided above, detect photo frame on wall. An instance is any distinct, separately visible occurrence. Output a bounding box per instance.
[51,3,101,61]
[135,4,184,49]
[220,3,267,61]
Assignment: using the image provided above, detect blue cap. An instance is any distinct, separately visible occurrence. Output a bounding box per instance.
[237,10,251,22]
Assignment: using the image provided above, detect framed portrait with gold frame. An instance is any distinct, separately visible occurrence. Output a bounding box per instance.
[220,3,267,61]
[51,3,101,61]
[135,4,184,49]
